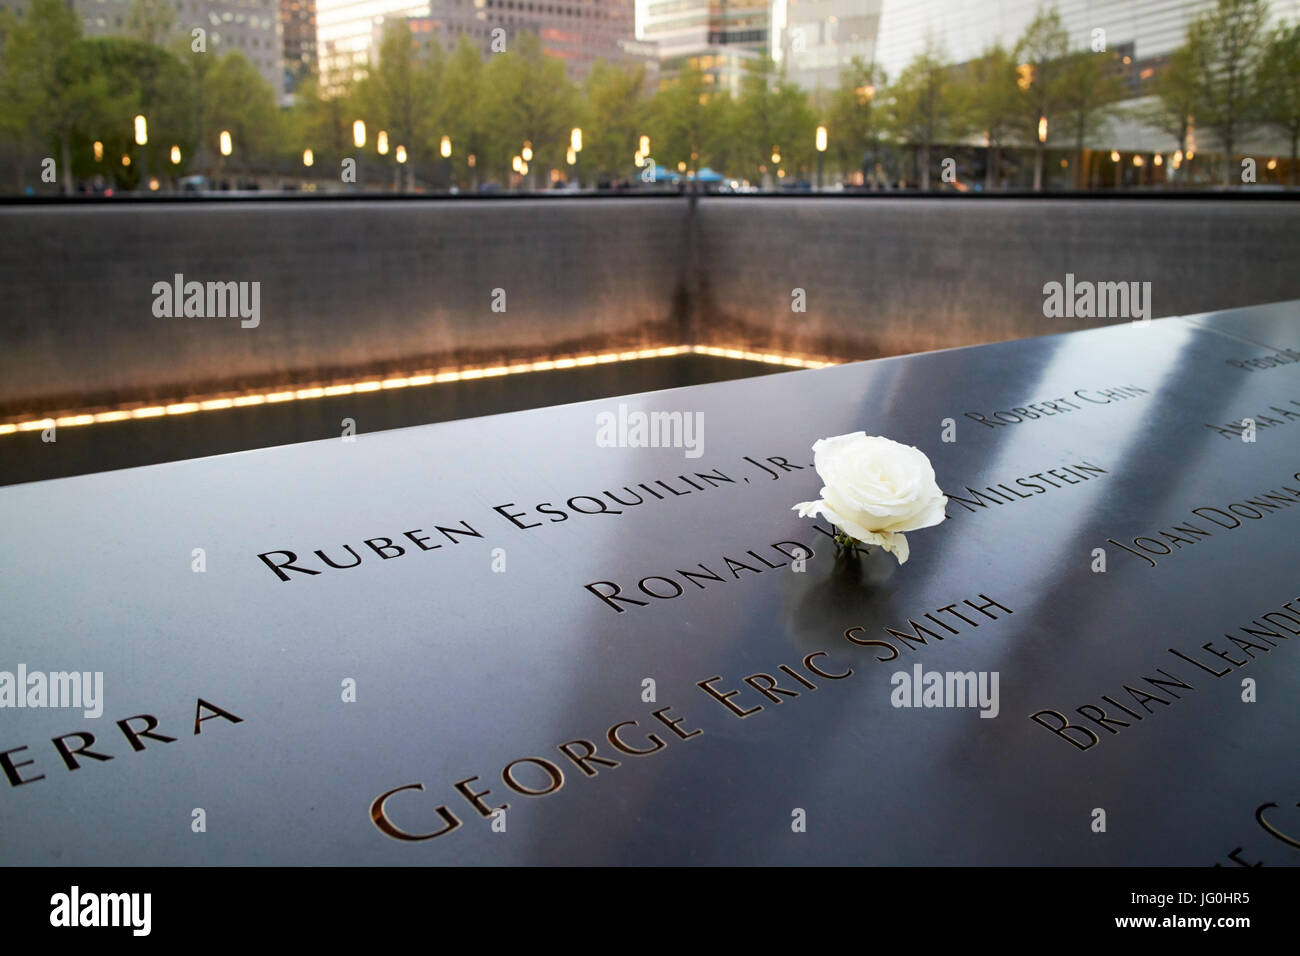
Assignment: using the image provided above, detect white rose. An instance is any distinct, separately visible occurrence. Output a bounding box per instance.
[792,432,947,564]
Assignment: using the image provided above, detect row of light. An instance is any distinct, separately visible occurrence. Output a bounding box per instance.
[124,118,838,179]
[106,116,233,168]
[0,346,834,436]
[336,121,459,169]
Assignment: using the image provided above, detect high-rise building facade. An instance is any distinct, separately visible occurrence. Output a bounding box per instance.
[874,0,1300,79]
[325,0,644,90]
[871,0,1300,151]
[23,0,285,93]
[638,0,769,95]
[281,0,318,92]
[317,0,431,90]
[421,0,646,84]
[771,0,880,98]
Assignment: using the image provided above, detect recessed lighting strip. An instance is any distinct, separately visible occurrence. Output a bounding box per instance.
[0,344,836,437]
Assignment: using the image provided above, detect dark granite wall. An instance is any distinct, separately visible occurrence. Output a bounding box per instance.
[3,196,1297,415]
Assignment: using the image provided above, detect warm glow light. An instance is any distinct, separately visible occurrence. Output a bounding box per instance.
[468,153,476,168]
[639,135,650,155]
[771,149,781,164]
[395,145,407,164]
[170,145,181,164]
[148,177,160,190]
[93,140,103,162]
[377,130,389,155]
[1133,155,1145,167]
[570,127,582,152]
[1153,153,1163,166]
[2,347,835,437]
[815,126,828,152]
[302,148,314,167]
[1110,150,1121,162]
[566,147,576,165]
[1016,64,1033,91]
[677,161,686,172]
[440,135,452,158]
[121,154,131,167]
[1172,150,1183,169]
[519,161,529,175]
[522,144,533,162]
[133,114,147,146]
[219,130,232,156]
[512,155,522,173]
[1267,157,1278,170]
[634,150,644,167]
[1037,116,1048,143]
[353,120,366,148]
[1186,150,1194,160]
[777,168,785,178]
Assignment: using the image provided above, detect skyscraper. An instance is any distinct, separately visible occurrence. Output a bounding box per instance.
[281,0,318,92]
[639,0,769,95]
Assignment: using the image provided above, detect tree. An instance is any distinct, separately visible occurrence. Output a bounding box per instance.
[287,74,352,170]
[1133,44,1200,184]
[700,91,742,178]
[482,32,577,188]
[737,56,816,185]
[206,52,280,173]
[84,37,193,184]
[964,45,1024,190]
[885,39,955,190]
[439,37,488,188]
[1186,0,1269,185]
[0,0,107,194]
[1014,7,1070,191]
[1259,22,1300,185]
[648,64,709,177]
[583,59,649,183]
[1056,50,1126,188]
[826,56,886,183]
[354,20,441,187]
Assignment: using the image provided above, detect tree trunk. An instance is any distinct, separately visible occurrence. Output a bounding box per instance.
[919,143,930,190]
[1222,134,1234,186]
[985,145,996,191]
[60,134,72,196]
[1034,142,1044,191]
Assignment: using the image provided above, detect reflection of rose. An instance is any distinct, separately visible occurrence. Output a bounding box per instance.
[792,432,947,565]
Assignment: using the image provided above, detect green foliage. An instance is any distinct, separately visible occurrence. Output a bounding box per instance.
[207,52,281,167]
[0,0,107,192]
[482,32,578,180]
[583,59,649,180]
[439,37,489,181]
[885,38,957,187]
[736,56,816,182]
[648,64,709,174]
[353,20,442,164]
[1258,20,1300,180]
[1055,50,1126,185]
[1186,0,1270,182]
[1,0,1295,193]
[826,57,886,178]
[1133,43,1199,158]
